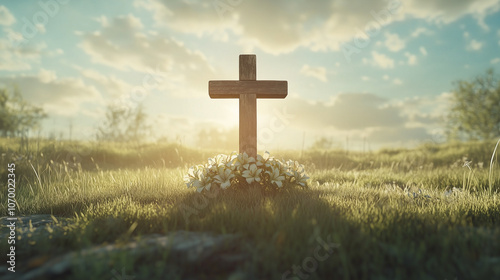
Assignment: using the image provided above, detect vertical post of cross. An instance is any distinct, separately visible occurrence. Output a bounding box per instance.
[239,55,257,158]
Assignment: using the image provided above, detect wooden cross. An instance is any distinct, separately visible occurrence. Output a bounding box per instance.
[209,54,288,158]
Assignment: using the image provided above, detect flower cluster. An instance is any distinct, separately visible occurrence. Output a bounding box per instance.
[183,152,309,192]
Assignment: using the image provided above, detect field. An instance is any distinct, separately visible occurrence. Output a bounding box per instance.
[1,138,500,279]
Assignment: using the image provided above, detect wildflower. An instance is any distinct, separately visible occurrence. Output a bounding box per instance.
[266,166,285,187]
[184,152,309,192]
[234,152,256,170]
[214,167,235,189]
[295,171,309,187]
[242,164,262,184]
[256,151,272,167]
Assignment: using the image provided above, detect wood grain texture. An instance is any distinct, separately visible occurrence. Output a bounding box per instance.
[208,54,288,157]
[239,55,256,81]
[209,81,288,99]
[239,93,257,158]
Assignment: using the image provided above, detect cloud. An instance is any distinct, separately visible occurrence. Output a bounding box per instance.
[75,66,131,98]
[419,46,428,56]
[137,0,405,54]
[411,27,431,37]
[402,0,500,27]
[300,65,327,82]
[491,58,500,64]
[0,6,15,26]
[393,78,403,85]
[282,93,406,131]
[0,70,102,116]
[363,51,395,69]
[466,39,483,51]
[78,14,216,95]
[135,0,500,55]
[405,52,417,65]
[0,37,46,71]
[384,32,405,52]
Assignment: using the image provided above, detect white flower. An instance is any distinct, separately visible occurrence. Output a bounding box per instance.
[214,167,235,189]
[242,164,262,184]
[295,172,309,187]
[185,152,308,191]
[266,166,285,187]
[191,170,212,192]
[234,152,256,171]
[256,151,272,167]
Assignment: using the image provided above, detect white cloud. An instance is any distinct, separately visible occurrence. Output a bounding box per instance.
[463,31,483,51]
[382,75,390,80]
[393,78,403,85]
[283,93,406,130]
[0,37,45,71]
[361,76,371,81]
[38,69,57,83]
[405,52,417,65]
[0,71,103,116]
[363,51,395,69]
[134,0,500,55]
[384,32,405,52]
[76,66,132,97]
[419,46,428,56]
[491,58,500,64]
[35,23,46,34]
[0,6,15,26]
[467,39,483,51]
[300,65,327,82]
[78,14,216,95]
[403,0,500,26]
[411,27,430,37]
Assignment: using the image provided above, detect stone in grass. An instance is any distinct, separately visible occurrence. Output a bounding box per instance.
[10,230,249,280]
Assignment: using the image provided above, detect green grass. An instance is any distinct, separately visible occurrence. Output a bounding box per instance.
[1,138,500,279]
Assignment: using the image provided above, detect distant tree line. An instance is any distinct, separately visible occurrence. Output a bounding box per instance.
[0,87,46,137]
[96,104,152,143]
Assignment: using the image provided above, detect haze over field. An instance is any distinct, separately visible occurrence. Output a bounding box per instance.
[1,0,500,150]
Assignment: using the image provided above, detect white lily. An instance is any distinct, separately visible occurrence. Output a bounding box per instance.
[234,152,256,171]
[214,167,235,189]
[295,172,309,187]
[266,166,285,187]
[242,163,262,184]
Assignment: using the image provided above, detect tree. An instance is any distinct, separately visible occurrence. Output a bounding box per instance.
[0,86,46,137]
[96,104,151,143]
[447,69,500,140]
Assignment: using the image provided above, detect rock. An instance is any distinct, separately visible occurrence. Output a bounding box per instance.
[12,230,250,280]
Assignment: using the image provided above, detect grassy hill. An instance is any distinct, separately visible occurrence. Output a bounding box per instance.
[0,137,499,279]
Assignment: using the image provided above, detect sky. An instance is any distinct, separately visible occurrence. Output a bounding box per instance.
[1,0,500,151]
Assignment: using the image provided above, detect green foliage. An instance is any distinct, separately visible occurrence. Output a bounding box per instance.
[0,86,46,137]
[1,138,500,279]
[448,68,500,140]
[96,104,151,143]
[1,166,499,279]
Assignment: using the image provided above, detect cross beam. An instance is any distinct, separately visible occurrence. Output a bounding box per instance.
[208,54,288,158]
